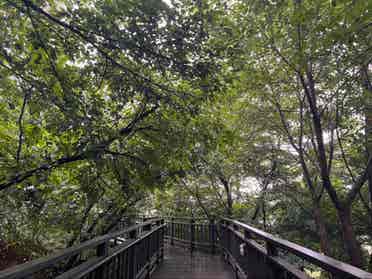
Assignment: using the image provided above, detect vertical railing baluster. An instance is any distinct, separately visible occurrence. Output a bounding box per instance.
[266,242,278,257]
[96,241,108,279]
[128,228,138,279]
[266,242,278,279]
[143,221,152,279]
[171,217,174,245]
[176,222,178,240]
[226,220,231,255]
[232,223,240,270]
[160,219,164,260]
[117,251,124,279]
[97,242,108,257]
[190,218,195,254]
[210,218,216,254]
[180,222,182,241]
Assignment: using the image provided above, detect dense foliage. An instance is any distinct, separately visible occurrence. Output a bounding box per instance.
[0,0,371,275]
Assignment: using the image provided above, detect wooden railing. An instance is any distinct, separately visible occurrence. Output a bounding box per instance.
[0,218,165,279]
[3,216,372,279]
[164,217,217,253]
[220,218,372,279]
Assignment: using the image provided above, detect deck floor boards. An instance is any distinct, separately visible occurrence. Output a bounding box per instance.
[151,245,234,279]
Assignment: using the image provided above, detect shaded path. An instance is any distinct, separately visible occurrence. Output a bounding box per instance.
[152,245,234,279]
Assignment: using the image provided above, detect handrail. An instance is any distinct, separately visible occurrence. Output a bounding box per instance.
[163,216,212,220]
[221,218,372,279]
[0,218,164,279]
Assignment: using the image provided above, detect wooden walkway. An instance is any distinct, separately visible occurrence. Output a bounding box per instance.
[152,245,234,279]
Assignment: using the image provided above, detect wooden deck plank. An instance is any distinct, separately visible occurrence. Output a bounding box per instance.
[151,245,234,279]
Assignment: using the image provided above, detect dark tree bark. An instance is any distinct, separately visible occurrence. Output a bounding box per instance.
[313,202,331,256]
[274,92,332,257]
[338,207,363,267]
[300,68,364,267]
[219,175,233,217]
[362,65,372,226]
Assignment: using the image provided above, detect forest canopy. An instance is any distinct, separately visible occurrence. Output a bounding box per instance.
[0,0,371,274]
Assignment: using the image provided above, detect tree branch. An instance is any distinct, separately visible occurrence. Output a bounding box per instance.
[0,104,158,191]
[345,156,372,206]
[16,88,31,165]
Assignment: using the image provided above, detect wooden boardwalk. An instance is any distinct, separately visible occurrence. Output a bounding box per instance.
[152,245,234,279]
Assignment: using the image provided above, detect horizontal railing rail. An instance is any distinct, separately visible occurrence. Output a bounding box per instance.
[113,215,162,231]
[0,218,165,279]
[163,216,212,221]
[164,217,217,253]
[220,218,372,279]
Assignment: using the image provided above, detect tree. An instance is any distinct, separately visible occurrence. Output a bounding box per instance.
[219,0,371,267]
[0,0,218,261]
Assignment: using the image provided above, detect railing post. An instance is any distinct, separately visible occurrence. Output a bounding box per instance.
[129,228,138,239]
[244,229,252,240]
[97,242,108,257]
[220,219,227,259]
[266,242,278,279]
[232,223,242,279]
[266,242,278,257]
[232,223,239,257]
[157,219,164,261]
[128,228,138,279]
[226,220,231,254]
[143,222,152,279]
[143,221,152,232]
[190,218,195,254]
[210,218,216,254]
[171,217,174,245]
[218,219,222,251]
[96,241,108,278]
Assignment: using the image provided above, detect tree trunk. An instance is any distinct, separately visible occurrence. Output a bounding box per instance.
[363,64,372,225]
[301,70,364,266]
[262,199,267,230]
[226,189,233,217]
[338,207,364,268]
[219,175,233,217]
[363,65,372,270]
[369,177,372,226]
[298,154,331,256]
[312,205,331,256]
